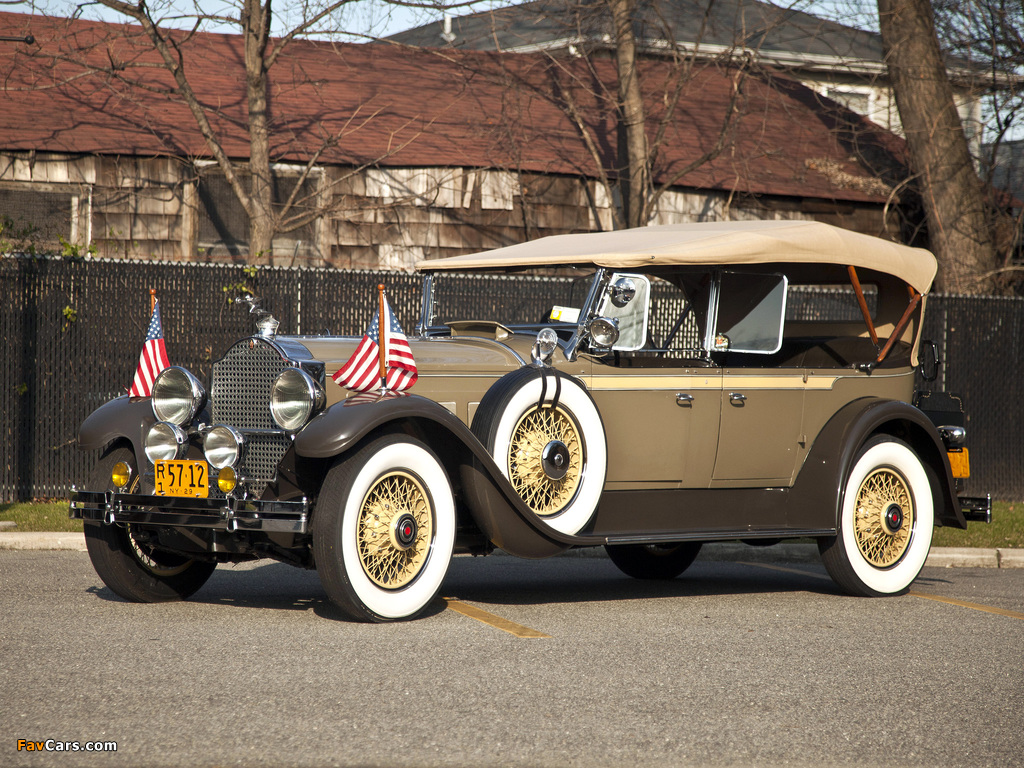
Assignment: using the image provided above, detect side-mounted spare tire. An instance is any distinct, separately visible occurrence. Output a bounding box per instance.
[471,367,607,535]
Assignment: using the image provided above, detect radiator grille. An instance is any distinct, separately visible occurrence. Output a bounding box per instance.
[211,339,292,495]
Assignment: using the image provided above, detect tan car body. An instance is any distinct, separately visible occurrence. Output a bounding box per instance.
[71,221,984,619]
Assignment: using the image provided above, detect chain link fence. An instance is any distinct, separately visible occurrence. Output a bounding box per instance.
[3,255,1021,501]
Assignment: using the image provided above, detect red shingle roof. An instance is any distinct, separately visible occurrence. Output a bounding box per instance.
[0,11,907,203]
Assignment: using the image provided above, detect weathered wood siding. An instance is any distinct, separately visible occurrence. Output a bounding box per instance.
[0,151,897,267]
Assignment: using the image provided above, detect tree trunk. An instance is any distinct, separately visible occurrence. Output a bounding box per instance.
[244,0,275,261]
[610,0,649,229]
[878,0,996,293]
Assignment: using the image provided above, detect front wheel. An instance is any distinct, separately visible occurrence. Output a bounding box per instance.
[84,445,216,602]
[605,542,703,579]
[313,434,456,622]
[819,436,934,597]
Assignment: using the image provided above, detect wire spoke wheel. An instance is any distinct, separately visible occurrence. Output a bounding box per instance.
[853,468,914,567]
[819,436,934,597]
[507,405,583,516]
[125,527,193,577]
[356,471,434,589]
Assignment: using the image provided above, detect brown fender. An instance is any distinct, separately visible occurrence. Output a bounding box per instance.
[787,397,965,530]
[77,396,159,482]
[291,393,575,557]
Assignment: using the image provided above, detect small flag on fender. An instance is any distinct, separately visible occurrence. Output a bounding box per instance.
[129,298,171,397]
[332,285,417,393]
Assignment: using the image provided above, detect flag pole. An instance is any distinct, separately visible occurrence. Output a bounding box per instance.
[377,284,387,389]
[149,288,156,314]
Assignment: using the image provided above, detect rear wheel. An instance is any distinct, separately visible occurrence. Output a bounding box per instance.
[84,445,216,602]
[819,436,934,597]
[605,542,703,579]
[313,434,456,622]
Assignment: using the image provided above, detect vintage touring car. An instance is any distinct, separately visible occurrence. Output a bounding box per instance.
[70,220,990,621]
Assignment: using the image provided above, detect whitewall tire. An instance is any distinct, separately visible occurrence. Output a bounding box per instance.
[820,436,935,597]
[314,434,456,622]
[472,368,607,535]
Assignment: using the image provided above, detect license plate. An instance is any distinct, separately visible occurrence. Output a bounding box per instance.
[948,449,970,479]
[155,460,209,498]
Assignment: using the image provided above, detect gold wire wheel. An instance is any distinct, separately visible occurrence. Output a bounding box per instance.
[853,468,915,568]
[356,471,434,589]
[507,405,583,516]
[126,528,193,577]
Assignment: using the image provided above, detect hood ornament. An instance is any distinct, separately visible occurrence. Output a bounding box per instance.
[233,294,280,339]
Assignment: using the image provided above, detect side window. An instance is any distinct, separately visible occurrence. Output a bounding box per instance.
[709,272,788,354]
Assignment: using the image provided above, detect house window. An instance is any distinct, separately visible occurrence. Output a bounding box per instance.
[196,167,320,262]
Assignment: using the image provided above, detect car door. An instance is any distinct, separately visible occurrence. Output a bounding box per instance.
[703,271,806,486]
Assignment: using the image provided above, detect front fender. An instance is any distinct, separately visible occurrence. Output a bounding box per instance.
[292,394,574,557]
[77,396,157,477]
[788,397,963,530]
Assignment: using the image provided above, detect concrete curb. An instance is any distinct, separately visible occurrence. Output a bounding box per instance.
[0,532,1019,567]
[0,532,88,551]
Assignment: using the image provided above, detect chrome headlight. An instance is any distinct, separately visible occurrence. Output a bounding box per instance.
[144,422,189,463]
[588,317,620,349]
[270,368,325,431]
[152,367,206,426]
[203,425,245,470]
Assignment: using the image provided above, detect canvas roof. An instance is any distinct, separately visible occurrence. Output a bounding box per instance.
[415,220,937,293]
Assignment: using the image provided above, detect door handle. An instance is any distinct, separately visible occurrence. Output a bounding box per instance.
[675,393,694,407]
[728,392,747,405]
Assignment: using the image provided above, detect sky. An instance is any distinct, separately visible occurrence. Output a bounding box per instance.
[4,0,879,42]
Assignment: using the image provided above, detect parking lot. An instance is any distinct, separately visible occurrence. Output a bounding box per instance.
[2,547,1022,768]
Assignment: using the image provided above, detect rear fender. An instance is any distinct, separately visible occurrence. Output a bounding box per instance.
[790,398,964,531]
[292,394,574,557]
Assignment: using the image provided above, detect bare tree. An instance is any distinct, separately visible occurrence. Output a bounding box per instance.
[453,0,752,230]
[25,0,473,261]
[877,0,1000,292]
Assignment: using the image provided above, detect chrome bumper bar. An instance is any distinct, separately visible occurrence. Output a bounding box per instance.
[960,494,992,524]
[69,490,309,534]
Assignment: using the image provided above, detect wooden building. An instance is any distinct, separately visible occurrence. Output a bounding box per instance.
[1,11,916,269]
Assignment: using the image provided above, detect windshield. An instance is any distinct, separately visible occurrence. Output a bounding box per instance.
[425,269,597,330]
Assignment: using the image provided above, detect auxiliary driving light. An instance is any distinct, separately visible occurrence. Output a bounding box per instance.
[204,425,245,470]
[144,422,189,463]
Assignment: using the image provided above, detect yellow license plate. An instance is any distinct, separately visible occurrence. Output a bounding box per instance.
[155,460,209,498]
[948,449,970,479]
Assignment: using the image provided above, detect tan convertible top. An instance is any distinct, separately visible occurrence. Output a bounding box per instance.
[415,220,937,294]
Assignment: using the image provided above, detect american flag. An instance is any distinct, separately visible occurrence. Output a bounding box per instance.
[332,293,418,393]
[129,300,171,397]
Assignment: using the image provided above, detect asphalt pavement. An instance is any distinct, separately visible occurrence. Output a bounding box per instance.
[2,548,1022,768]
[1,530,1021,569]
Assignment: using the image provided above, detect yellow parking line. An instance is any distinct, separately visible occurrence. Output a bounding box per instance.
[909,592,1024,620]
[740,563,1024,620]
[442,598,551,638]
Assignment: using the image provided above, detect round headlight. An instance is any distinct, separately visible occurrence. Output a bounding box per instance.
[152,367,206,426]
[203,425,245,470]
[588,316,620,349]
[270,368,325,431]
[145,422,189,463]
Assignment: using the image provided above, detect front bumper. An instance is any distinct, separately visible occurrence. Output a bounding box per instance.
[69,490,309,534]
